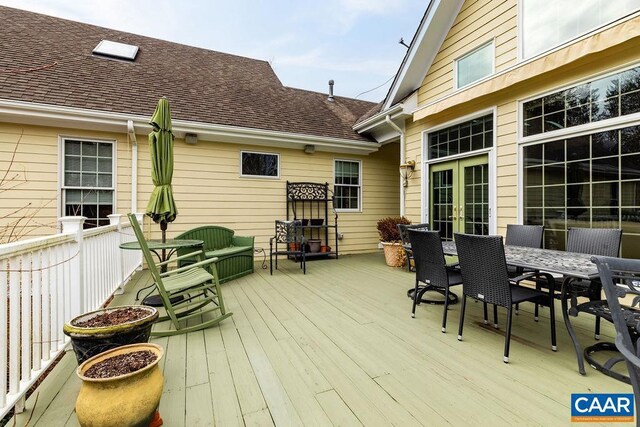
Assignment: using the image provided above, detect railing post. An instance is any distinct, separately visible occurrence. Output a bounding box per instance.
[108,214,125,294]
[59,216,86,319]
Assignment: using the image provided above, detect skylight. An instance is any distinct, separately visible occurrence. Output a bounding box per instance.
[93,40,139,61]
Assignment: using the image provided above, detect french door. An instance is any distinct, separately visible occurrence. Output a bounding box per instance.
[430,154,489,240]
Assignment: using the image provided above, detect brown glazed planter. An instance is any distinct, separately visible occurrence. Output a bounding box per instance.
[63,306,158,364]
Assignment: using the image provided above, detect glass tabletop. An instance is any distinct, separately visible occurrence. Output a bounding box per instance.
[441,241,598,280]
[119,239,204,251]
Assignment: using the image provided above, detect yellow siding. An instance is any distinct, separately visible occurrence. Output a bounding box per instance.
[0,122,399,253]
[417,0,518,106]
[404,2,640,237]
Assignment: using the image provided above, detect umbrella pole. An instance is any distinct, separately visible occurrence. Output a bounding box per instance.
[160,220,167,262]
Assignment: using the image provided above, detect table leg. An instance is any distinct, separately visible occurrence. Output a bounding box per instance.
[561,277,586,375]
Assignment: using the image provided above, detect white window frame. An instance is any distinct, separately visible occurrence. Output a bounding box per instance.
[516,64,640,224]
[333,158,362,213]
[420,107,498,234]
[239,150,280,179]
[58,136,117,224]
[518,62,640,145]
[454,40,495,90]
[517,1,640,62]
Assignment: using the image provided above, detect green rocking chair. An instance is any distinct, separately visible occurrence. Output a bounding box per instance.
[127,214,232,336]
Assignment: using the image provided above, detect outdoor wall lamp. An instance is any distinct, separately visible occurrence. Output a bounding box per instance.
[399,160,416,187]
[304,144,315,154]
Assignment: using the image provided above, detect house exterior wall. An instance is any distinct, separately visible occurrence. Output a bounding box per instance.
[404,0,640,242]
[0,122,399,253]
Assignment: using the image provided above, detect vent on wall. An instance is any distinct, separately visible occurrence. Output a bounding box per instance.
[93,40,139,61]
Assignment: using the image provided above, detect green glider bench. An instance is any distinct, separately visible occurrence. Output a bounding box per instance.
[175,226,255,284]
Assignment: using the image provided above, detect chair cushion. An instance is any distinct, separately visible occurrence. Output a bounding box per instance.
[205,245,252,259]
[162,267,214,292]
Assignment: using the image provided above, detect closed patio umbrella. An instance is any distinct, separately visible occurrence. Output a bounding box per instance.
[146,96,178,242]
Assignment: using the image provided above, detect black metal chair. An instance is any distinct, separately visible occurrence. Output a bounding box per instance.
[398,223,430,272]
[592,256,640,394]
[270,220,307,274]
[408,229,462,332]
[454,233,557,363]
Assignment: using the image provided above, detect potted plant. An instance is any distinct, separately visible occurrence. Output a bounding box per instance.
[377,216,411,267]
[64,305,159,364]
[75,342,164,427]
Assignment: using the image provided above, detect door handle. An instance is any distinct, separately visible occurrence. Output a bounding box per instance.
[449,206,457,220]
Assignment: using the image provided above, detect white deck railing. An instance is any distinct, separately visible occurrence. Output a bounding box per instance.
[0,214,143,418]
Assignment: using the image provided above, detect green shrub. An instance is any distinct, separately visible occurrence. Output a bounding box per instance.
[376,216,411,242]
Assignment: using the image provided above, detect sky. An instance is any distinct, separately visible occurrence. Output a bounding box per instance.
[0,0,426,102]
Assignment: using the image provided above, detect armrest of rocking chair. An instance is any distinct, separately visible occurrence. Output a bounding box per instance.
[159,257,220,277]
[156,250,205,268]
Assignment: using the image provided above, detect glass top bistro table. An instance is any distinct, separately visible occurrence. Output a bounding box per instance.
[441,241,617,378]
[120,238,204,306]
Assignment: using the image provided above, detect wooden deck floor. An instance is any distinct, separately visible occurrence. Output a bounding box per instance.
[12,253,633,426]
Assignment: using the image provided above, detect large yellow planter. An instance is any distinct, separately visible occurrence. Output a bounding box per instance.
[75,343,164,427]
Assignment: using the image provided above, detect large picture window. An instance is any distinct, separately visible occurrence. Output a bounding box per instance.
[428,114,493,160]
[455,41,493,89]
[334,160,361,211]
[522,0,639,59]
[240,151,279,178]
[523,66,640,137]
[62,139,114,228]
[522,124,640,257]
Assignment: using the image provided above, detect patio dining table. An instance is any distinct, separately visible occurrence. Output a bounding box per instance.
[441,240,611,378]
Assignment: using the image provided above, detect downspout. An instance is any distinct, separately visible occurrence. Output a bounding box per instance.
[127,120,138,213]
[385,115,406,217]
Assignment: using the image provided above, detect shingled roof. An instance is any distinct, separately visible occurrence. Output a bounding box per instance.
[0,6,376,142]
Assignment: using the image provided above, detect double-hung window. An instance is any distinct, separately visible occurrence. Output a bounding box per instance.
[334,159,361,211]
[62,138,114,228]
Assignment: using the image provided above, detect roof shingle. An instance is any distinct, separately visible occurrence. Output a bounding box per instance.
[0,6,376,142]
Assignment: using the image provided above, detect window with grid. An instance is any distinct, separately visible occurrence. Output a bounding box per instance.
[62,139,114,228]
[334,160,361,211]
[523,66,640,137]
[522,124,640,258]
[428,114,493,160]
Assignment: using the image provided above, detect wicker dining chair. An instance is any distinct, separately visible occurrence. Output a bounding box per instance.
[506,224,544,314]
[591,256,640,403]
[398,223,430,272]
[455,233,556,363]
[408,229,462,332]
[560,228,622,339]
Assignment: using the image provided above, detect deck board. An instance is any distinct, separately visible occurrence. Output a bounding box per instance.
[11,253,633,426]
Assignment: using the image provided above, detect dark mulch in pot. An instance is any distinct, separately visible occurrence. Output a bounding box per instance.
[84,350,157,379]
[73,307,150,328]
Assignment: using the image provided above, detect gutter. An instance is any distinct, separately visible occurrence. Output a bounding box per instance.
[353,104,404,132]
[385,115,406,217]
[127,120,138,213]
[0,99,380,154]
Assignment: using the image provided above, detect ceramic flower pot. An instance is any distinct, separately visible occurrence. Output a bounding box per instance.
[381,242,405,267]
[76,343,164,427]
[63,306,158,364]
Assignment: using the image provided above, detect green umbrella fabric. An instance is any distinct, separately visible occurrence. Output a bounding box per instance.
[146,97,178,225]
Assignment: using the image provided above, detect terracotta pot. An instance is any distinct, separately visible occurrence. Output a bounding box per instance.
[381,242,404,267]
[63,306,158,364]
[76,343,164,427]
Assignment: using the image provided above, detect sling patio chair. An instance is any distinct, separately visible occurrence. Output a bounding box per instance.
[455,233,557,363]
[128,214,232,336]
[592,256,640,398]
